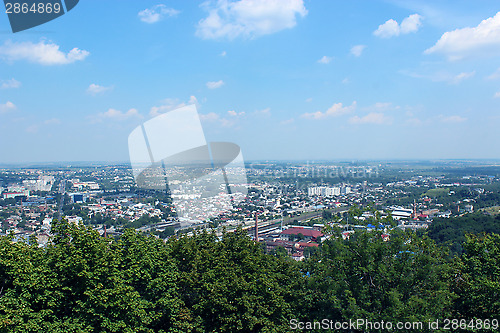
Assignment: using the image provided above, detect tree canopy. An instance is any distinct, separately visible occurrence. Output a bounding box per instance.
[0,219,498,332]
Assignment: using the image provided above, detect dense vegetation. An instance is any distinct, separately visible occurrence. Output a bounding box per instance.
[427,212,500,255]
[0,220,499,332]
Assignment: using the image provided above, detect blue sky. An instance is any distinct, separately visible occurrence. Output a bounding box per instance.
[1,0,500,163]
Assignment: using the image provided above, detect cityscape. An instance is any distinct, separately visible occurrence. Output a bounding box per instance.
[2,160,498,259]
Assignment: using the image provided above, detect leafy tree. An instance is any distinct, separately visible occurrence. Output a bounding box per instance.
[1,217,499,332]
[157,226,175,239]
[0,219,185,332]
[271,245,288,258]
[299,230,455,332]
[427,213,500,255]
[452,233,500,319]
[167,228,302,332]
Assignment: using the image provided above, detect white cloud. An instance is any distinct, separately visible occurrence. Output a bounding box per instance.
[86,83,113,95]
[317,55,332,64]
[425,12,500,60]
[138,4,179,23]
[374,19,400,38]
[200,112,220,121]
[440,115,467,123]
[450,71,475,84]
[149,96,199,117]
[196,0,307,40]
[206,80,225,89]
[494,91,500,98]
[374,14,422,38]
[254,107,271,116]
[220,50,227,56]
[373,102,392,109]
[350,45,366,57]
[0,101,16,113]
[200,112,236,127]
[401,69,475,84]
[349,112,392,125]
[0,40,89,65]
[228,110,245,116]
[188,95,199,105]
[305,97,312,102]
[342,77,350,84]
[400,13,423,33]
[0,78,21,89]
[302,101,356,120]
[97,108,142,121]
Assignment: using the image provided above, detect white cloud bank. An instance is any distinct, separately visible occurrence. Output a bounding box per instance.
[374,14,422,38]
[349,112,392,125]
[97,108,142,121]
[0,78,21,89]
[138,4,179,23]
[440,115,467,123]
[228,110,245,116]
[425,12,500,60]
[450,71,475,84]
[350,45,366,57]
[0,101,16,113]
[0,40,89,65]
[401,69,476,84]
[86,84,113,95]
[196,0,307,40]
[302,101,356,120]
[150,96,199,117]
[317,55,333,64]
[206,80,224,89]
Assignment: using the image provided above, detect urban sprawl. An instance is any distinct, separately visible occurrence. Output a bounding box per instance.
[1,161,498,260]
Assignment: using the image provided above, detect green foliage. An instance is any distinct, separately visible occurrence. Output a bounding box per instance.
[167,228,302,332]
[427,212,500,255]
[424,188,450,198]
[452,233,500,319]
[299,230,455,332]
[127,215,161,229]
[0,219,184,332]
[156,226,176,239]
[0,219,498,332]
[62,203,83,217]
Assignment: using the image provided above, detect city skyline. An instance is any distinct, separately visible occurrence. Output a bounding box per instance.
[1,0,500,163]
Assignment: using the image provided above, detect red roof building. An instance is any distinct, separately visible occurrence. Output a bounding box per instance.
[280,227,323,242]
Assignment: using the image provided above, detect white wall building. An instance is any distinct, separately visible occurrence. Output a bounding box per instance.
[308,186,341,197]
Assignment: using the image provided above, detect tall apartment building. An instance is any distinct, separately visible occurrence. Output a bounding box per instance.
[308,186,341,197]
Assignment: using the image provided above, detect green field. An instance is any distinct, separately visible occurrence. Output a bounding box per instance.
[424,188,450,197]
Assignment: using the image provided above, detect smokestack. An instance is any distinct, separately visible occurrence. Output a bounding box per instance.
[255,212,259,242]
